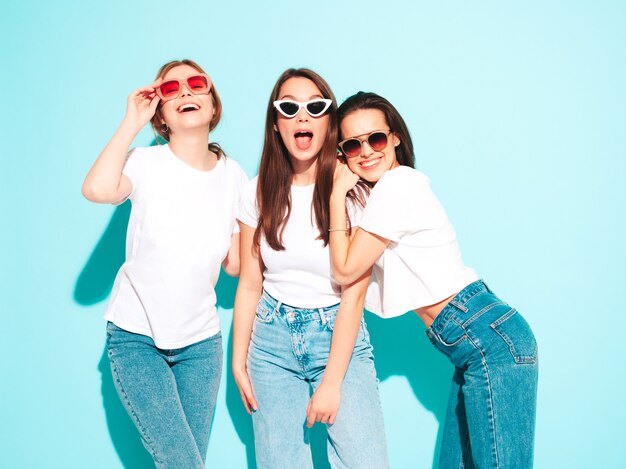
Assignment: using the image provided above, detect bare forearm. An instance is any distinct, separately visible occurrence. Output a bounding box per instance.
[322,271,371,387]
[232,284,261,371]
[222,233,241,277]
[233,223,264,371]
[329,192,354,283]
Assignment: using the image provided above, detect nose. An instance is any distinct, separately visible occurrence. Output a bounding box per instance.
[296,106,309,122]
[179,82,193,97]
[361,139,375,158]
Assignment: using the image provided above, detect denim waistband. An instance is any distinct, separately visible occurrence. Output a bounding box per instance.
[260,290,340,323]
[429,279,492,333]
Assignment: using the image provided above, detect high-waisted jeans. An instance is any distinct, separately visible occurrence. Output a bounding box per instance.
[106,322,222,469]
[247,291,389,469]
[426,280,538,469]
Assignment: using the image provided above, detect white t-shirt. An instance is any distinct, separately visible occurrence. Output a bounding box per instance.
[360,166,479,318]
[104,144,248,349]
[238,177,359,308]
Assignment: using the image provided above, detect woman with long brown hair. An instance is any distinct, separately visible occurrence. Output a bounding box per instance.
[232,69,389,468]
[82,59,247,468]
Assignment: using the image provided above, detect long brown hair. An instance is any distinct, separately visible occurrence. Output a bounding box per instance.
[254,68,338,251]
[338,91,415,168]
[150,59,225,158]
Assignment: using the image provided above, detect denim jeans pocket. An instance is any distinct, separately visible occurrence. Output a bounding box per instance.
[491,308,538,364]
[254,302,275,323]
[429,319,468,349]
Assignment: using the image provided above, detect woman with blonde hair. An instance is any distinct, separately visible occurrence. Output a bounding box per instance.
[82,59,247,468]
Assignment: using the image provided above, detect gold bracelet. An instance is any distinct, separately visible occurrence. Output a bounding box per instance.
[328,228,348,232]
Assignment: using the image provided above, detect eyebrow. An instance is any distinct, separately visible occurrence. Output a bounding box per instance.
[278,94,325,100]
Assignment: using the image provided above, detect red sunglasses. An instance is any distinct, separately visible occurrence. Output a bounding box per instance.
[155,74,212,102]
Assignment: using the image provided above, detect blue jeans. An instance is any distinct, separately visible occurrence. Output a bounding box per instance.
[106,322,222,469]
[248,291,389,469]
[426,280,538,469]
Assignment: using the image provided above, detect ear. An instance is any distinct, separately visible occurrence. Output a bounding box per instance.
[273,124,278,132]
[392,132,401,147]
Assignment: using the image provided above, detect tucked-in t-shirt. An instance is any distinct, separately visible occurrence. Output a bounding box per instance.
[359,166,478,318]
[104,144,248,349]
[238,177,360,308]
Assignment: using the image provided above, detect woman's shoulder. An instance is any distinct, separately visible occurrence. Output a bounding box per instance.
[384,165,428,182]
[374,166,430,194]
[124,145,165,170]
[221,156,249,181]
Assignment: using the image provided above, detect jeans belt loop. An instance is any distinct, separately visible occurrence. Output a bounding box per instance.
[449,300,469,313]
[318,308,327,325]
[272,298,282,317]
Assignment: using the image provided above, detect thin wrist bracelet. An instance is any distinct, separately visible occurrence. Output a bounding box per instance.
[328,228,348,232]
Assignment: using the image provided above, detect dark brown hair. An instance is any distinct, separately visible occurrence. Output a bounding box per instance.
[255,68,338,250]
[150,59,225,157]
[337,91,415,168]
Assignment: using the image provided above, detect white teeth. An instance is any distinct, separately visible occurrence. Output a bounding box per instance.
[178,103,200,112]
[361,158,380,168]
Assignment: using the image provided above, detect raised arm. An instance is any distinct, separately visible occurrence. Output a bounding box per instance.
[306,267,372,427]
[328,162,390,285]
[82,85,160,204]
[232,223,263,413]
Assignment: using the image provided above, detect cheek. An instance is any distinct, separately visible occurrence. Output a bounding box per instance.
[346,159,360,173]
[276,122,292,145]
[315,116,329,137]
[160,104,176,123]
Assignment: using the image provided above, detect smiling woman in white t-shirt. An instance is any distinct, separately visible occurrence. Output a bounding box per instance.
[82,59,247,468]
[329,92,538,469]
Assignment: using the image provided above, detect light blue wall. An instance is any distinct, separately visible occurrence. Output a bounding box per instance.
[2,1,625,467]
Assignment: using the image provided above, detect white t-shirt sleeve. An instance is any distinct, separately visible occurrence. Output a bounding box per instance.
[359,168,439,242]
[121,147,144,202]
[237,177,259,229]
[231,161,250,234]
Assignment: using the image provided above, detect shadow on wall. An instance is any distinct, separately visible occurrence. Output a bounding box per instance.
[74,202,451,468]
[365,311,453,469]
[74,201,130,306]
[74,201,155,468]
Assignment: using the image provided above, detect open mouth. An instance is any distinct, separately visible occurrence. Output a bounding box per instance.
[177,103,200,113]
[294,131,313,150]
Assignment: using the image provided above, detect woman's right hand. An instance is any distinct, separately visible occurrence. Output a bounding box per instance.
[332,159,360,196]
[123,83,161,130]
[233,365,259,414]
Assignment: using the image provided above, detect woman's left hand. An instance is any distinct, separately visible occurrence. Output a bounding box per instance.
[306,382,341,428]
[332,159,360,196]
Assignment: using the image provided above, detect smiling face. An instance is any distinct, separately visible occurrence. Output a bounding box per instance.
[158,64,215,137]
[275,77,330,169]
[340,108,400,183]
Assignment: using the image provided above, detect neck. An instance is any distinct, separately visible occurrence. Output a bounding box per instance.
[290,157,317,186]
[168,130,216,171]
